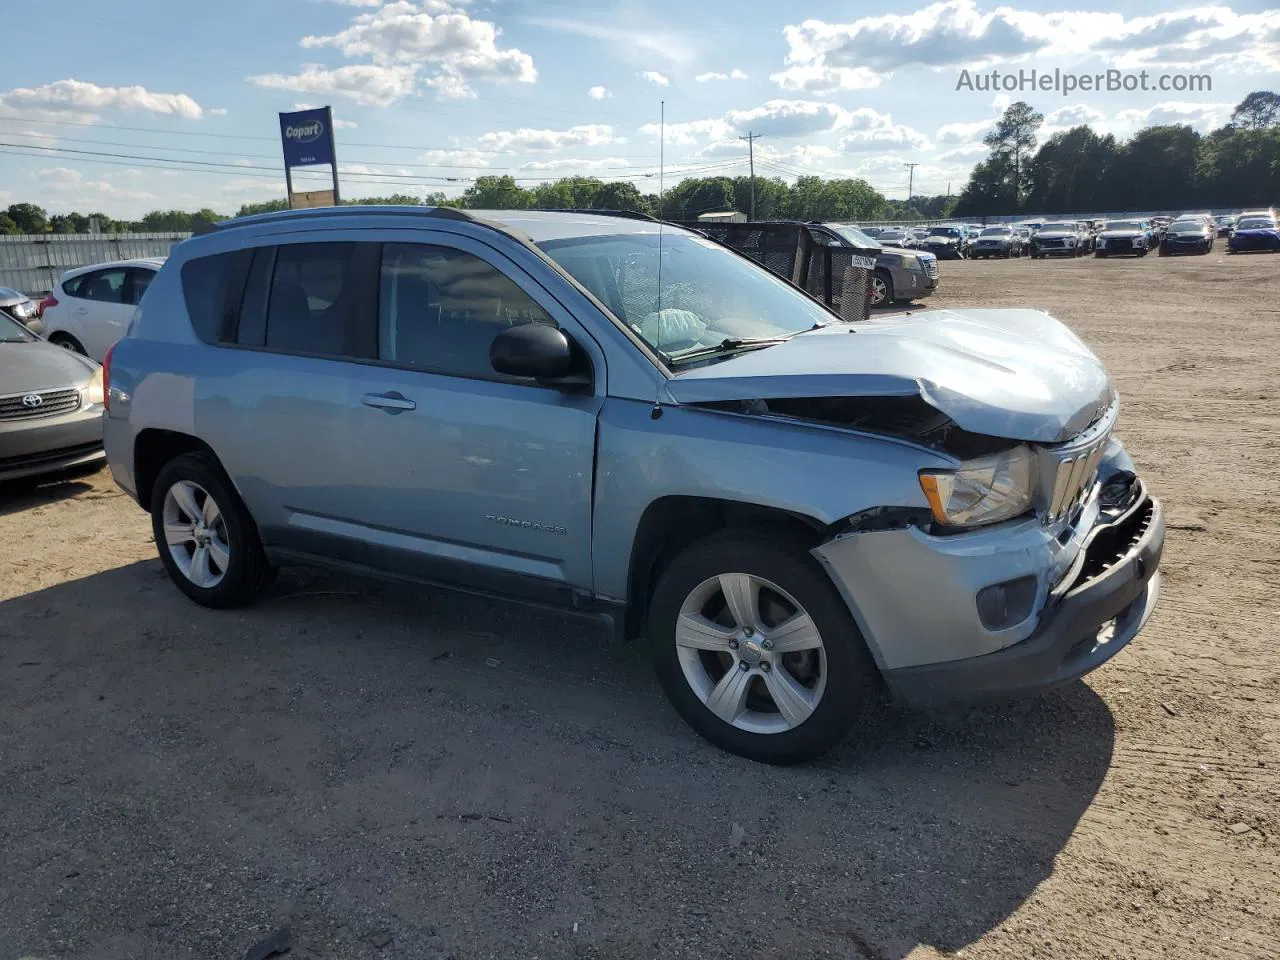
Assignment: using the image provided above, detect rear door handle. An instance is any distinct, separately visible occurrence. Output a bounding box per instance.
[361,391,416,413]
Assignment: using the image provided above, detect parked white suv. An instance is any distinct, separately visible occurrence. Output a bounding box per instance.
[40,258,164,360]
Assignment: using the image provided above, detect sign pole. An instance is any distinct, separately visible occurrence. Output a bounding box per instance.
[325,106,340,205]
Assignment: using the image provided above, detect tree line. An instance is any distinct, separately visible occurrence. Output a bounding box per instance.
[0,175,954,237]
[955,91,1280,217]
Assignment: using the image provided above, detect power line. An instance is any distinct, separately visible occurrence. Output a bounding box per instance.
[0,140,743,185]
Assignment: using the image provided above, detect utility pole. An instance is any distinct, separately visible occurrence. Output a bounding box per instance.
[739,130,763,220]
[904,162,919,208]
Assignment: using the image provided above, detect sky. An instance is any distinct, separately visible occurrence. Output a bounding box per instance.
[0,0,1276,217]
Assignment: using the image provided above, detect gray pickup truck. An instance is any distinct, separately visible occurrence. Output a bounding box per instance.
[102,207,1164,764]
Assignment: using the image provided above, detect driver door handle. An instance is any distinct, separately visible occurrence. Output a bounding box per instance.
[361,391,416,413]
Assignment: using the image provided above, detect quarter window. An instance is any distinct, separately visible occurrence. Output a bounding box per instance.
[378,243,555,379]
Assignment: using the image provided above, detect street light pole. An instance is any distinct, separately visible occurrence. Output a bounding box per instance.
[739,130,763,220]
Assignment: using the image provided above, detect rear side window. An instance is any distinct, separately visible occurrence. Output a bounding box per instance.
[181,250,252,344]
[264,242,377,359]
[76,267,129,304]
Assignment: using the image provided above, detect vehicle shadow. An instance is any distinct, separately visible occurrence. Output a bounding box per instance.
[0,467,101,517]
[0,560,1114,960]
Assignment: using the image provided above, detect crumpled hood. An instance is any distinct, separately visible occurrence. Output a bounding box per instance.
[1034,229,1076,240]
[666,309,1114,444]
[1099,230,1143,239]
[0,339,98,392]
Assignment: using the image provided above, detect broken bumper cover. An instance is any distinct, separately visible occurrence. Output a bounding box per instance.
[882,493,1163,706]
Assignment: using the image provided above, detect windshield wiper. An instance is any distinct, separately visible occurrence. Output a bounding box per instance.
[667,336,793,365]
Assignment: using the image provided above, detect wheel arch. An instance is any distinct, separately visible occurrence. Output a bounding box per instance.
[133,428,223,513]
[623,495,830,641]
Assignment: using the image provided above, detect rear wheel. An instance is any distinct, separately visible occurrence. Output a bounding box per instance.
[648,531,879,764]
[48,332,87,355]
[151,453,271,608]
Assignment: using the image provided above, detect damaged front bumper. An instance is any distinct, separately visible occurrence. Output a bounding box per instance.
[813,479,1164,706]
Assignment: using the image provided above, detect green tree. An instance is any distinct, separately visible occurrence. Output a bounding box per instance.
[1197,126,1280,209]
[1230,91,1280,130]
[6,203,48,234]
[980,101,1043,209]
[592,181,649,213]
[460,175,530,209]
[1109,125,1201,211]
[50,212,91,234]
[345,194,423,206]
[236,199,290,217]
[953,158,1017,217]
[1026,126,1119,213]
[0,213,18,235]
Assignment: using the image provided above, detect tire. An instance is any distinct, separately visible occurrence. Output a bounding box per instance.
[648,529,879,765]
[48,332,87,355]
[150,452,271,608]
[868,270,894,308]
[1094,251,1107,258]
[1137,248,1149,257]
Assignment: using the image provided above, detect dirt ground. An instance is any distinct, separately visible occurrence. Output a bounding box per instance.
[2,250,1278,960]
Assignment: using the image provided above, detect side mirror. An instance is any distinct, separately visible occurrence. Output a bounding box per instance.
[490,323,576,382]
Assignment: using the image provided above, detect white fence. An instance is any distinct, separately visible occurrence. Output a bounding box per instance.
[0,233,190,295]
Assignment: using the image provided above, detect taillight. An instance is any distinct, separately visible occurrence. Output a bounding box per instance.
[102,343,115,412]
[38,293,58,317]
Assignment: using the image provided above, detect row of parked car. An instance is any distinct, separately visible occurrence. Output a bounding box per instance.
[862,209,1280,260]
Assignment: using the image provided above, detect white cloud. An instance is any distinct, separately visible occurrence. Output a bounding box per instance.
[268,1,535,103]
[773,2,1280,93]
[292,102,359,128]
[523,17,695,64]
[477,123,624,152]
[641,117,731,145]
[520,157,632,172]
[936,118,993,145]
[1114,100,1236,132]
[36,166,156,201]
[641,99,930,147]
[588,85,611,100]
[640,71,670,86]
[695,69,748,82]
[2,79,204,119]
[209,107,229,116]
[423,147,491,168]
[840,111,932,153]
[249,64,418,107]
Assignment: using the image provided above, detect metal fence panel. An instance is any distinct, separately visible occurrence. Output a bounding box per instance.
[0,233,190,295]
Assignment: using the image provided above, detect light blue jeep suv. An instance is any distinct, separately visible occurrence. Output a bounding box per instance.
[102,207,1164,764]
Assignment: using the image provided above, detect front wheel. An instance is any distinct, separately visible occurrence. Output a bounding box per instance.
[648,531,879,764]
[48,332,87,355]
[868,270,894,308]
[151,453,272,608]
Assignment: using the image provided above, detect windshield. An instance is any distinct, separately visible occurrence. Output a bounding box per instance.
[1170,220,1204,230]
[828,224,882,248]
[1106,221,1142,230]
[539,232,833,362]
[879,231,907,242]
[980,227,1010,236]
[0,312,36,342]
[928,227,960,237]
[1237,218,1275,230]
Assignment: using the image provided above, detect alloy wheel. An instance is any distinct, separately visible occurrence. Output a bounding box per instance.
[675,573,827,735]
[161,480,231,588]
[869,275,888,306]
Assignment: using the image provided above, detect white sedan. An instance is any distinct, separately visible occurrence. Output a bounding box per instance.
[39,257,165,361]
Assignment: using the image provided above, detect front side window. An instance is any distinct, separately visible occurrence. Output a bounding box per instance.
[540,231,832,362]
[378,242,555,379]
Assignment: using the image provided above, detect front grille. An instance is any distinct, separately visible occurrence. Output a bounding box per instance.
[1046,438,1107,523]
[1107,238,1133,252]
[1039,238,1065,248]
[0,387,81,421]
[923,259,939,279]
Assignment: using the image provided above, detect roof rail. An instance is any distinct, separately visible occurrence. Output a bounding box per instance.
[208,204,482,233]
[532,208,657,222]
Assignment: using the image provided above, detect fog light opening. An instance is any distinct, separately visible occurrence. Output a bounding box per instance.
[976,576,1038,631]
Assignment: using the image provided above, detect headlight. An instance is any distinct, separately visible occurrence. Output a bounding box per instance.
[12,299,35,319]
[85,366,105,406]
[918,446,1037,528]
